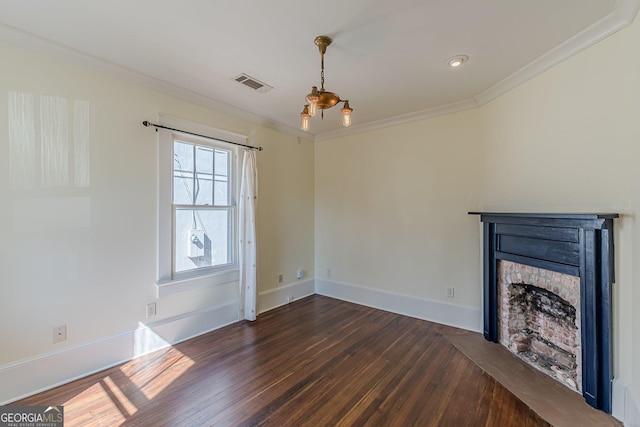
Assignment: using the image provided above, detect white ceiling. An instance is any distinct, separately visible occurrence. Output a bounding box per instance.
[1,0,638,141]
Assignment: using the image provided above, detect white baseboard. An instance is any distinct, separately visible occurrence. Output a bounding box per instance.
[613,379,640,426]
[612,379,626,421]
[7,278,634,424]
[315,278,482,333]
[0,300,239,405]
[628,388,640,427]
[257,278,316,314]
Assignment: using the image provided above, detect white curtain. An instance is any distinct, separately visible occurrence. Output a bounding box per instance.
[239,149,258,321]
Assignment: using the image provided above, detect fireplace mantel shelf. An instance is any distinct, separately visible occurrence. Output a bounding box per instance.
[469,212,619,230]
[469,212,619,220]
[470,211,618,414]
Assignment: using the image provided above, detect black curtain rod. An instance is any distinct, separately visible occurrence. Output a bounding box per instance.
[142,121,263,151]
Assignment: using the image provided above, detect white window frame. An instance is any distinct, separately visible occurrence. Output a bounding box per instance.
[156,115,246,297]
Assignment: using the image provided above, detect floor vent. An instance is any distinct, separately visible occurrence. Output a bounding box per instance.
[233,73,273,94]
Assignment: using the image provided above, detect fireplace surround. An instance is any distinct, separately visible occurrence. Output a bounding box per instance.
[470,212,617,413]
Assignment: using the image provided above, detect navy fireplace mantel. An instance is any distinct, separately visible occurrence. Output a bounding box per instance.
[469,212,618,413]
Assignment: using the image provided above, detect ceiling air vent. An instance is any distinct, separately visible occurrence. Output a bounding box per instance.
[233,73,273,94]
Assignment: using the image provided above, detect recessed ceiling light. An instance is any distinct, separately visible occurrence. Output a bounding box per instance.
[448,55,469,68]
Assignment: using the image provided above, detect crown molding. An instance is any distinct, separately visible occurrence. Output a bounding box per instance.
[314,0,640,142]
[3,0,638,144]
[0,23,307,140]
[314,98,479,142]
[473,0,640,106]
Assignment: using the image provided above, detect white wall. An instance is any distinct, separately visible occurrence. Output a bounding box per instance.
[315,13,640,423]
[0,42,315,402]
[478,14,640,422]
[315,111,484,321]
[254,128,315,296]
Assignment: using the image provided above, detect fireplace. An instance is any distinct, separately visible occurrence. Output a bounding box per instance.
[469,212,617,413]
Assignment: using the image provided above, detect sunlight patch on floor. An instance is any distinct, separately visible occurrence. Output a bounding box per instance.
[128,324,195,400]
[59,326,195,425]
[64,382,128,426]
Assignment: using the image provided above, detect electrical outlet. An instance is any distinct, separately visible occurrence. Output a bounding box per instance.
[447,287,455,298]
[147,302,157,318]
[278,274,283,284]
[327,268,332,278]
[53,325,67,343]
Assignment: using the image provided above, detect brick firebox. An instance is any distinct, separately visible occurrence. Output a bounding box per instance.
[498,260,582,392]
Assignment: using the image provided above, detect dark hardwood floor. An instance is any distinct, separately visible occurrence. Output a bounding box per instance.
[13,295,552,426]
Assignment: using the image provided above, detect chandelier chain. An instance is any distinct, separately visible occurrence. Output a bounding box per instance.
[320,52,325,90]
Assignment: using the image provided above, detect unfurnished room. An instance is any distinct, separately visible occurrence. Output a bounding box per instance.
[1,1,640,426]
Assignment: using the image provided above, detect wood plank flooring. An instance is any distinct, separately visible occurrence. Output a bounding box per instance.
[13,295,553,426]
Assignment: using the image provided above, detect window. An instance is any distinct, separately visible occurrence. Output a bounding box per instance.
[157,115,246,297]
[173,140,234,276]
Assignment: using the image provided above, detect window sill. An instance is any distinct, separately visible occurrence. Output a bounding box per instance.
[156,269,240,297]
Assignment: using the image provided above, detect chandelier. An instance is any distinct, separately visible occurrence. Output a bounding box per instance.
[300,36,352,132]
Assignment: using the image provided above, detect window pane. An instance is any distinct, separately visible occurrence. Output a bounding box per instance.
[196,145,213,170]
[214,178,228,205]
[195,176,213,205]
[173,141,194,204]
[214,150,229,205]
[173,176,194,205]
[215,149,229,176]
[194,146,213,205]
[174,208,230,273]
